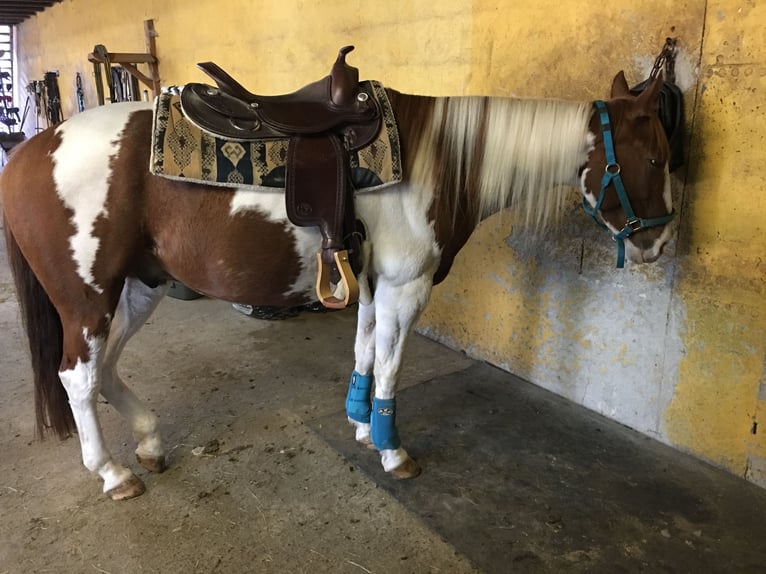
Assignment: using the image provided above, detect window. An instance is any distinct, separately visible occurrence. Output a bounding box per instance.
[0,25,20,133]
[0,25,11,82]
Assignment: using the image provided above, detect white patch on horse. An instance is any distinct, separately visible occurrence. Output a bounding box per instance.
[662,165,672,212]
[229,188,319,296]
[632,165,674,263]
[59,328,134,492]
[229,179,442,299]
[52,102,152,294]
[356,183,441,283]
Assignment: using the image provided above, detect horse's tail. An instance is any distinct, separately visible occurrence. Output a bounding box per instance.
[3,218,75,439]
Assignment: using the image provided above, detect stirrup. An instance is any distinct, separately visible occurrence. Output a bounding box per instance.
[316,250,359,309]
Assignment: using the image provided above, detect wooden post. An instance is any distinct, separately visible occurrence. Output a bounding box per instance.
[144,19,161,96]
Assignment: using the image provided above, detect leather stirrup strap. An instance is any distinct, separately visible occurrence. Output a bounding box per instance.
[285,134,360,309]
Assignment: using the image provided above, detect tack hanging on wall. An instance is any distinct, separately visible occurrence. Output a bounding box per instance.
[88,19,160,106]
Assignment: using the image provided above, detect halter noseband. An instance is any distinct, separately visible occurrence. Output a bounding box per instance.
[582,100,676,268]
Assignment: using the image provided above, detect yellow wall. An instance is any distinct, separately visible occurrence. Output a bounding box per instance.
[13,0,766,487]
[663,0,766,481]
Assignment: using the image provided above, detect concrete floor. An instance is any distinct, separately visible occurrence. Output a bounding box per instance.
[2,223,766,573]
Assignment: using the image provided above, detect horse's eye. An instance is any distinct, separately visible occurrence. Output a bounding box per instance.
[649,158,664,168]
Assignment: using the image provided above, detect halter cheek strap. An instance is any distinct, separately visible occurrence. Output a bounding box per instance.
[582,100,676,268]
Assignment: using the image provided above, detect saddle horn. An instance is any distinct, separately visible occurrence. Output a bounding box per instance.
[331,46,359,106]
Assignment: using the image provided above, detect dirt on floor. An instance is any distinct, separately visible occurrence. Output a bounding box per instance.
[0,216,478,573]
[3,217,766,574]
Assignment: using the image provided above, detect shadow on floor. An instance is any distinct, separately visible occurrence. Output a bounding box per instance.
[310,362,766,574]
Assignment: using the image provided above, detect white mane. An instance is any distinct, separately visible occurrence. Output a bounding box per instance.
[416,96,593,230]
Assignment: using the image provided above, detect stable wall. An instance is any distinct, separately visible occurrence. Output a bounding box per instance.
[14,1,766,487]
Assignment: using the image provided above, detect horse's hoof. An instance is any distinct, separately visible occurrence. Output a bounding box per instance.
[137,453,167,473]
[390,457,421,479]
[105,475,146,500]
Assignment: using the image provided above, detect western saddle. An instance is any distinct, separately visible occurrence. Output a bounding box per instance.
[181,46,382,308]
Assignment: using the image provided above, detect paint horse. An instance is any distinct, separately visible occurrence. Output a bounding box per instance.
[1,58,674,500]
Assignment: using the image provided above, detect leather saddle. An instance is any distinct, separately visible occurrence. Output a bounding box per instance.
[181,46,382,308]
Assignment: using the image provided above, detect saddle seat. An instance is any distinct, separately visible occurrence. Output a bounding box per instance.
[180,46,383,309]
[183,46,380,146]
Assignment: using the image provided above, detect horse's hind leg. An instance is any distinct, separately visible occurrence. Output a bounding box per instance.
[60,278,167,500]
[58,313,146,500]
[101,278,169,474]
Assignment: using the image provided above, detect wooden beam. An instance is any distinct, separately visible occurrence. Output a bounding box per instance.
[0,10,40,16]
[0,2,59,7]
[88,52,157,65]
[119,63,154,90]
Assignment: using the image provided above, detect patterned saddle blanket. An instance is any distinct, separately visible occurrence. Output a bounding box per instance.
[149,81,401,192]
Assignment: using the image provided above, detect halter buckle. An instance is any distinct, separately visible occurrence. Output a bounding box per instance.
[605,163,621,175]
[615,218,643,241]
[625,218,642,232]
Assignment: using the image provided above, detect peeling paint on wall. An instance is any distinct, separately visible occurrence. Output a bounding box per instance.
[660,0,766,486]
[417,2,766,488]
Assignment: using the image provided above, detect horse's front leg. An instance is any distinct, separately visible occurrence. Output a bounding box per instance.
[370,277,431,479]
[347,298,376,446]
[59,323,146,500]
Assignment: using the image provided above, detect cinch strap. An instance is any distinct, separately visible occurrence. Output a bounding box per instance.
[346,371,373,423]
[371,397,401,451]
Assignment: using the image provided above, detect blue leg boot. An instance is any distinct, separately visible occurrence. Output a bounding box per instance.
[371,397,401,451]
[346,371,373,423]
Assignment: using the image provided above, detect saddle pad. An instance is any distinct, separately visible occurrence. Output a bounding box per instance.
[149,81,401,191]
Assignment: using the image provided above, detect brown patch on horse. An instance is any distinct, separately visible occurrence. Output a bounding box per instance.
[90,110,163,304]
[148,180,307,306]
[107,113,307,307]
[431,98,490,284]
[81,110,175,290]
[13,129,123,352]
[1,128,77,438]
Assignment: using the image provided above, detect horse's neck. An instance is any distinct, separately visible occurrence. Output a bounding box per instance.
[387,90,593,283]
[414,94,593,229]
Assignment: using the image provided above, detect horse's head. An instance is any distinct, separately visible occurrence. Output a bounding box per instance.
[580,71,675,266]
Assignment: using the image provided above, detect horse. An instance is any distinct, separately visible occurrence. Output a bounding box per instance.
[0,69,674,500]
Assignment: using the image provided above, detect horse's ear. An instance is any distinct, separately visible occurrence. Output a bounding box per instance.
[635,75,664,114]
[610,71,631,98]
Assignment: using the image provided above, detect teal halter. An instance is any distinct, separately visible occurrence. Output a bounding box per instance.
[582,100,676,267]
